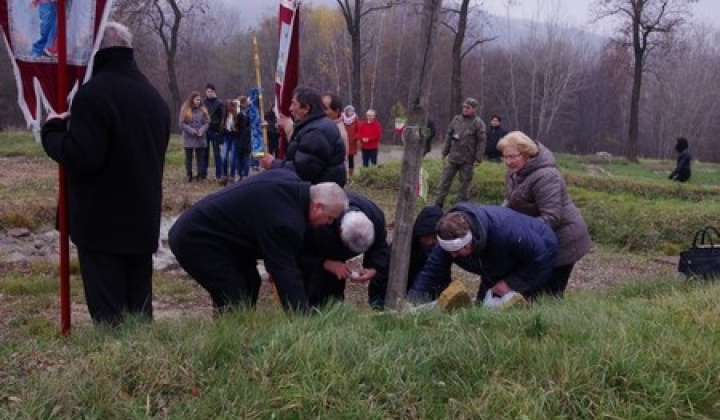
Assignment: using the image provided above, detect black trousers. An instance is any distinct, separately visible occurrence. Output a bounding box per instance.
[77,248,153,326]
[304,270,346,309]
[168,237,261,312]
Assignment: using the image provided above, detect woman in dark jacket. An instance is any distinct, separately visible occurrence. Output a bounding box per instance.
[497,131,592,298]
[669,136,691,182]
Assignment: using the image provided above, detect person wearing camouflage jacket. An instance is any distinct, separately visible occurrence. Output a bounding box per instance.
[434,98,486,207]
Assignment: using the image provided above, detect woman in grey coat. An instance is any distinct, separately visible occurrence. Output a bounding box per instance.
[497,131,592,297]
[179,91,210,182]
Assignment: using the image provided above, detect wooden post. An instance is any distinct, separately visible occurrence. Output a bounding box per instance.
[252,36,269,156]
[385,0,444,309]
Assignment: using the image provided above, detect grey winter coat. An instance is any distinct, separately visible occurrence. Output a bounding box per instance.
[503,142,592,266]
[179,106,209,148]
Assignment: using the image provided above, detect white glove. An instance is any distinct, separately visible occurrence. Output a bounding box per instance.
[483,290,502,308]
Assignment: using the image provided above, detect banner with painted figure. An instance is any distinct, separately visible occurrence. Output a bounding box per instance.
[248,87,264,158]
[0,0,113,131]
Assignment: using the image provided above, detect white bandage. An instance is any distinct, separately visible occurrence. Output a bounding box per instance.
[437,231,472,252]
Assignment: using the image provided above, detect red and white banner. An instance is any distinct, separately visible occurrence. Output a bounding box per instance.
[0,0,113,131]
[275,0,300,120]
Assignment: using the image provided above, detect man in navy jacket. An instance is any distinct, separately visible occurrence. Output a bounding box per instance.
[407,204,558,304]
[168,170,348,314]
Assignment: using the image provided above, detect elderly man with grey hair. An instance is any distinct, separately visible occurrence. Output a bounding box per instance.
[301,191,389,308]
[169,170,348,314]
[40,22,170,326]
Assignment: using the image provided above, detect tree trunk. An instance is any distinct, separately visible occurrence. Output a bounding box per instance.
[449,0,469,115]
[386,0,443,309]
[627,50,643,163]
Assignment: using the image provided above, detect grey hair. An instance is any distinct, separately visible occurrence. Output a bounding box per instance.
[309,182,349,213]
[99,22,133,49]
[340,211,375,254]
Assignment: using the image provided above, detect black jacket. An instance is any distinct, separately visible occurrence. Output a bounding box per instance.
[277,112,347,186]
[302,192,389,274]
[670,149,692,182]
[485,125,508,160]
[168,170,313,311]
[41,47,170,254]
[204,96,223,132]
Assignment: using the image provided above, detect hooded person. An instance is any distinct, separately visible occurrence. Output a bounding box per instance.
[367,205,451,310]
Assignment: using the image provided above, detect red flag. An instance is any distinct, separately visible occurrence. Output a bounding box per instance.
[0,0,113,131]
[275,0,301,158]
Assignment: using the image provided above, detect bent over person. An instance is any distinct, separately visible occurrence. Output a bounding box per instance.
[168,170,348,314]
[40,22,171,326]
[301,192,390,309]
[407,204,558,305]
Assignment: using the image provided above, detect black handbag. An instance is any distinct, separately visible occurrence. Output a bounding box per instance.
[678,226,720,278]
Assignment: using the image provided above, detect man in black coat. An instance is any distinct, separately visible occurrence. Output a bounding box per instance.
[40,23,170,326]
[168,170,348,314]
[301,192,389,308]
[485,114,508,162]
[203,83,223,180]
[259,86,347,187]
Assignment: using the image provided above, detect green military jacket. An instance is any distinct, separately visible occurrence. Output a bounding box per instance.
[442,115,486,164]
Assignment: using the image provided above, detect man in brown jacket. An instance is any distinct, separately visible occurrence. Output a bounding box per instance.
[434,98,486,208]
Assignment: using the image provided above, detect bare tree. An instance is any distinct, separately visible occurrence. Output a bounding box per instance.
[592,0,694,162]
[335,0,403,109]
[386,0,444,308]
[441,0,495,115]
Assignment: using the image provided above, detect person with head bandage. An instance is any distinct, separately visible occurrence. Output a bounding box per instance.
[406,203,559,307]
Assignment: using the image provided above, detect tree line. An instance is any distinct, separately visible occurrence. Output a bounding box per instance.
[0,0,717,162]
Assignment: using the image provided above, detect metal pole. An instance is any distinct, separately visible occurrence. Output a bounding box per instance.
[56,0,71,335]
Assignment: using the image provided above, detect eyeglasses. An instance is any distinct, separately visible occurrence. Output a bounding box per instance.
[501,153,522,160]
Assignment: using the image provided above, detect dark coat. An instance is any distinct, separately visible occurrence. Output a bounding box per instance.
[41,47,170,255]
[485,125,508,160]
[407,204,558,301]
[168,170,313,311]
[222,111,251,154]
[670,149,692,182]
[277,112,347,186]
[302,192,389,273]
[204,96,223,132]
[407,205,450,295]
[504,142,592,266]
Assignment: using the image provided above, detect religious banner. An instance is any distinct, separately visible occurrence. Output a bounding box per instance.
[275,0,301,158]
[0,0,113,131]
[248,87,264,158]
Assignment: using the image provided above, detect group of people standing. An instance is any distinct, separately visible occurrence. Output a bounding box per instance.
[179,84,263,185]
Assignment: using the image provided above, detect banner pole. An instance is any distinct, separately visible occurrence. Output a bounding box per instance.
[252,36,269,156]
[56,0,71,336]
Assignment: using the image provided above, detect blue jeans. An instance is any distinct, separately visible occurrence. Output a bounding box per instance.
[204,130,221,179]
[220,135,236,177]
[32,2,58,57]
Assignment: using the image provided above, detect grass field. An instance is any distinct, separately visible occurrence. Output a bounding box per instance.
[1,132,719,419]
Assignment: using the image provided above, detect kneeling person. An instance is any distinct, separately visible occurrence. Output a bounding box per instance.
[407,204,558,304]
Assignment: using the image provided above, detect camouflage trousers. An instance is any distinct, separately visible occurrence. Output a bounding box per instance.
[434,161,474,207]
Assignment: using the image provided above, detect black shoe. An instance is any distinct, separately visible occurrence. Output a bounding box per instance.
[186,175,193,182]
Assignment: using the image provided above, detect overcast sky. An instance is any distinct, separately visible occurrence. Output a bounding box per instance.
[231,0,720,34]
